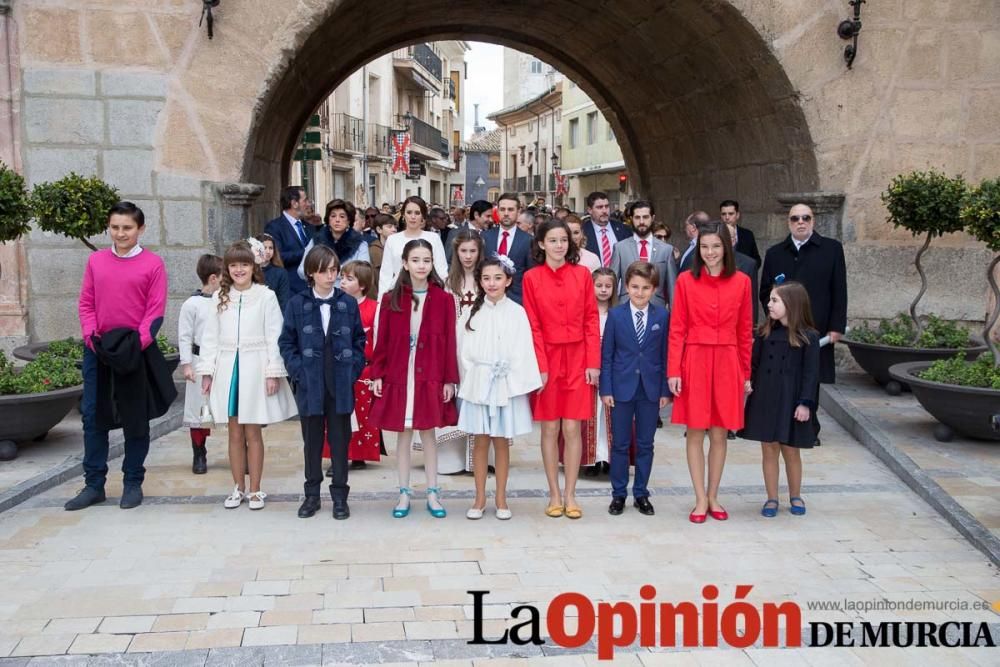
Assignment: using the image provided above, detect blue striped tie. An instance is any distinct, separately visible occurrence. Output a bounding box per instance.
[635,310,645,345]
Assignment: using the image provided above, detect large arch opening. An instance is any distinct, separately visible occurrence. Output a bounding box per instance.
[244,0,818,236]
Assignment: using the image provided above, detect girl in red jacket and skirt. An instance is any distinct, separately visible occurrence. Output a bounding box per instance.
[369,239,459,518]
[523,219,601,520]
[667,222,752,524]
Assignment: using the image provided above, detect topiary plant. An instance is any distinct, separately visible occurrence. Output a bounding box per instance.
[881,170,967,343]
[29,173,119,251]
[961,177,1000,368]
[0,162,32,245]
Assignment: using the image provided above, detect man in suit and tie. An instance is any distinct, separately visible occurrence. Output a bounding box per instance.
[677,210,711,272]
[608,200,679,308]
[600,261,671,516]
[481,192,534,304]
[583,191,632,266]
[264,185,314,296]
[720,199,761,269]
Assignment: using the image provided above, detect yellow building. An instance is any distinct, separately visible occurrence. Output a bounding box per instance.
[559,81,628,212]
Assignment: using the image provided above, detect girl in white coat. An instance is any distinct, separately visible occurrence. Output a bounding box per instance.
[198,240,297,510]
[457,255,541,520]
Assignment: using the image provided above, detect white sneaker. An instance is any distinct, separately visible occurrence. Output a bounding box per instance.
[223,487,244,509]
[247,491,267,510]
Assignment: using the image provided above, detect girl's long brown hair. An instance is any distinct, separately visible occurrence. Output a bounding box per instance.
[255,233,284,268]
[218,241,264,313]
[760,281,817,347]
[691,221,736,279]
[446,228,484,296]
[389,239,444,312]
[592,266,618,307]
[465,257,511,332]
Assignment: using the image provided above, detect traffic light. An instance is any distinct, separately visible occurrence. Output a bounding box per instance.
[618,173,628,193]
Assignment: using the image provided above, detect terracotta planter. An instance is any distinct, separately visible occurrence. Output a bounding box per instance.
[0,384,85,460]
[888,361,1000,442]
[842,338,987,393]
[13,340,180,374]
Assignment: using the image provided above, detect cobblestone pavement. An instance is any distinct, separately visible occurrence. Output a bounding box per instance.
[0,410,998,664]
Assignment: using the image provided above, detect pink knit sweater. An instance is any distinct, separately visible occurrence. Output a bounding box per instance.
[78,248,168,350]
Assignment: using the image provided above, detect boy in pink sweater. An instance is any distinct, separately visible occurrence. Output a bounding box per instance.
[66,202,168,511]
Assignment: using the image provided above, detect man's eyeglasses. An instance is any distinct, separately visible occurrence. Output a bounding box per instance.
[789,214,813,223]
[654,234,668,241]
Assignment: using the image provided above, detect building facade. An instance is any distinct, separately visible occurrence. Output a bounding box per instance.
[290,41,468,211]
[462,128,502,204]
[559,80,628,212]
[502,48,562,108]
[488,83,562,206]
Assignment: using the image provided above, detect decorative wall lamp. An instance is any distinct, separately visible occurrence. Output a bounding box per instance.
[837,0,864,68]
[200,1,220,39]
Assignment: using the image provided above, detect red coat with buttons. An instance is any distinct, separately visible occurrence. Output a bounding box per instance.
[368,284,459,431]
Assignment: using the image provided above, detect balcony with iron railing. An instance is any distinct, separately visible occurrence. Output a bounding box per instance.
[327,113,365,154]
[367,123,395,158]
[393,43,442,92]
[401,113,448,160]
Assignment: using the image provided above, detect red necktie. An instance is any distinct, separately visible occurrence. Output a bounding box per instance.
[639,239,648,261]
[600,228,612,267]
[498,230,509,256]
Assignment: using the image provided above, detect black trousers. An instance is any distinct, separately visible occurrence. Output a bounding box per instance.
[301,392,352,500]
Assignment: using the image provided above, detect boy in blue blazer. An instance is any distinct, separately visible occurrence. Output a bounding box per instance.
[279,246,366,520]
[599,261,671,516]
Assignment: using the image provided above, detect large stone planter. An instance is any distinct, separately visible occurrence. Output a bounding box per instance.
[0,384,85,460]
[842,338,987,393]
[13,341,180,374]
[888,361,1000,442]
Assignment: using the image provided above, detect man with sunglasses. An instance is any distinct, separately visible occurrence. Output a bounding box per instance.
[760,203,848,397]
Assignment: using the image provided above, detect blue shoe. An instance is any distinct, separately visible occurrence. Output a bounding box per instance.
[760,499,779,518]
[426,487,447,518]
[789,496,806,516]
[392,487,411,518]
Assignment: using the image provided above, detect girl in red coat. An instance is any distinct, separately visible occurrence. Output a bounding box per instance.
[523,219,601,520]
[340,260,381,467]
[668,222,752,524]
[369,239,459,518]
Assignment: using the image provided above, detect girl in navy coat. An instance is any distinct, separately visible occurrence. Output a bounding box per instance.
[739,281,820,518]
[599,261,671,516]
[279,246,366,520]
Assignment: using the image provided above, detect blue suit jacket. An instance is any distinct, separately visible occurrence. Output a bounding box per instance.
[599,302,671,402]
[583,219,632,258]
[264,215,312,296]
[278,289,366,417]
[481,225,535,305]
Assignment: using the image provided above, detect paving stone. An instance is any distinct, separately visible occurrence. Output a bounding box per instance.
[185,629,243,651]
[205,646,264,667]
[10,634,75,657]
[66,633,132,655]
[261,644,322,666]
[350,622,405,642]
[98,617,157,635]
[125,632,189,653]
[295,624,350,646]
[42,619,102,635]
[204,612,259,630]
[311,610,363,625]
[151,615,210,633]
[240,626,296,647]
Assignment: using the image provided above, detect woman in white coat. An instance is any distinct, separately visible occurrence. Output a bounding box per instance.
[377,195,448,298]
[198,240,297,510]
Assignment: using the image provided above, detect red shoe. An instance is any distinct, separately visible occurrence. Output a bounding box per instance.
[689,510,707,524]
[708,507,728,521]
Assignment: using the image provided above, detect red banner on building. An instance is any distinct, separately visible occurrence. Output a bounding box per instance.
[391,132,411,174]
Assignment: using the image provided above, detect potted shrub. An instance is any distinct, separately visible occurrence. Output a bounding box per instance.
[0,161,32,277]
[889,177,1000,441]
[29,172,119,251]
[843,171,984,392]
[12,335,181,375]
[0,351,84,460]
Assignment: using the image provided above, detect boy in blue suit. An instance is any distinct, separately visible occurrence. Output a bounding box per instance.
[279,245,366,520]
[599,261,671,516]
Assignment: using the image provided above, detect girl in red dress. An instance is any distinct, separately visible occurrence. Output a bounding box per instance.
[340,260,381,467]
[523,219,601,519]
[667,222,752,524]
[369,239,459,518]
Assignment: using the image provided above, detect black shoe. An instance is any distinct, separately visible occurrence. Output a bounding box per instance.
[325,467,334,478]
[350,460,367,470]
[634,497,655,516]
[601,462,610,474]
[727,430,736,440]
[297,496,321,518]
[64,487,106,511]
[814,437,822,446]
[657,417,663,428]
[120,486,143,509]
[333,499,350,520]
[192,445,207,475]
[608,497,626,515]
[583,466,600,477]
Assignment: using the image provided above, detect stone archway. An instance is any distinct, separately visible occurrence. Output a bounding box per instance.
[242,0,819,233]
